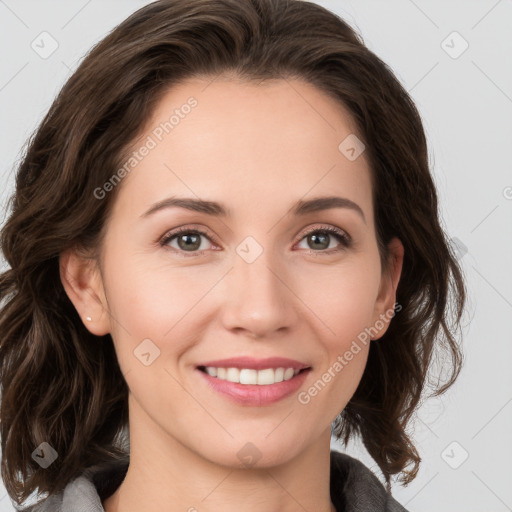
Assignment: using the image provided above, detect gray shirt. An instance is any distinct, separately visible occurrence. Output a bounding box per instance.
[18,450,409,511]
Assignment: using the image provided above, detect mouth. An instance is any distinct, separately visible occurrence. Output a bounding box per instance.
[195,364,312,406]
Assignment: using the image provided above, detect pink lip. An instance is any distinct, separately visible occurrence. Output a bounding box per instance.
[196,367,312,406]
[196,356,311,371]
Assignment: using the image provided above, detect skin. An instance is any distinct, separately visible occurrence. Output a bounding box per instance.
[60,76,403,512]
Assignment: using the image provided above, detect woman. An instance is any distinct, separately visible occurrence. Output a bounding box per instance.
[0,0,466,510]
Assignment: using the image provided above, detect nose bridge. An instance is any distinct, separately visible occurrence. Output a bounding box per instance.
[220,239,296,337]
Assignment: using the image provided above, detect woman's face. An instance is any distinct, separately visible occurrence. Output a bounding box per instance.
[64,76,403,468]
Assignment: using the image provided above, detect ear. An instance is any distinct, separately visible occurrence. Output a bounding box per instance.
[59,248,111,336]
[371,237,404,340]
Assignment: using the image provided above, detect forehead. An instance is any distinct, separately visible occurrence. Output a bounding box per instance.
[113,77,373,225]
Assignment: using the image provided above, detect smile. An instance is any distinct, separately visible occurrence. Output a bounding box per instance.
[196,366,312,406]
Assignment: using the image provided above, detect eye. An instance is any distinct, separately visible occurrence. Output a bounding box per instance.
[159,226,217,258]
[295,225,352,254]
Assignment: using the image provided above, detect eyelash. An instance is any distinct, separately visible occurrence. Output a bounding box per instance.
[159,224,352,258]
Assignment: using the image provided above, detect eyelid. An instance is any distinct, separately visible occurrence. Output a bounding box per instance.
[296,223,351,243]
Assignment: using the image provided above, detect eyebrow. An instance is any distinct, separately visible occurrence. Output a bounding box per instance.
[141,195,366,224]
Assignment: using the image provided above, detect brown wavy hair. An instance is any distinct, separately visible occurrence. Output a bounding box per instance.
[0,0,467,506]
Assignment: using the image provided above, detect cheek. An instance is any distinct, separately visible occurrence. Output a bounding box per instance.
[293,258,380,346]
[103,254,217,376]
[105,251,204,332]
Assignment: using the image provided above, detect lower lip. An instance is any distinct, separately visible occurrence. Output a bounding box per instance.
[196,368,311,406]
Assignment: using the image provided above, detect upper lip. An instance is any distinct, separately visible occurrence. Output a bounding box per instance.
[196,356,311,371]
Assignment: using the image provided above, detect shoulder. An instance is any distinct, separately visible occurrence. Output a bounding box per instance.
[16,476,102,512]
[16,493,63,512]
[330,449,410,512]
[17,458,129,512]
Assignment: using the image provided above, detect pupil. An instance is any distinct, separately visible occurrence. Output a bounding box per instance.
[310,232,329,250]
[178,233,200,251]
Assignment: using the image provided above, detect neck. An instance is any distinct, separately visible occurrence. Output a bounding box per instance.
[103,398,336,512]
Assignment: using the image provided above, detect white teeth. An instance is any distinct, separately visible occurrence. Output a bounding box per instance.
[226,367,239,383]
[283,368,295,380]
[256,368,274,385]
[203,366,302,385]
[240,369,258,385]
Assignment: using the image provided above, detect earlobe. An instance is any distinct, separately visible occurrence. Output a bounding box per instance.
[59,248,111,336]
[371,237,404,340]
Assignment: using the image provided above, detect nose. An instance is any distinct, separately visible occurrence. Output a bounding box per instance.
[219,250,298,339]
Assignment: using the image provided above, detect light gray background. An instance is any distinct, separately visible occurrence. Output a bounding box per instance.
[1,1,511,511]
